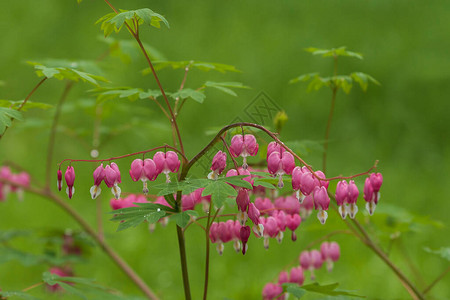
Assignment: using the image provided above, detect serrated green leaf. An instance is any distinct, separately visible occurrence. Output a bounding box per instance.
[305,47,363,60]
[109,205,167,232]
[106,8,169,33]
[307,75,331,92]
[283,283,306,298]
[284,282,365,298]
[202,180,237,208]
[171,211,191,228]
[203,81,250,97]
[0,291,42,300]
[28,62,108,86]
[220,175,253,189]
[170,89,205,103]
[142,60,240,75]
[253,178,276,189]
[0,100,53,111]
[90,86,150,103]
[0,107,23,133]
[289,72,319,84]
[424,247,450,261]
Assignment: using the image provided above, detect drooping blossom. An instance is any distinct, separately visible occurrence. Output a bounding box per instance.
[90,164,105,199]
[129,158,158,194]
[364,173,383,215]
[208,151,227,180]
[153,151,180,182]
[104,163,121,199]
[230,134,259,169]
[320,241,340,272]
[267,151,295,188]
[313,186,330,224]
[262,283,284,300]
[64,166,75,199]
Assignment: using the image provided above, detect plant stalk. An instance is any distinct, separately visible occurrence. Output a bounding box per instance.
[176,225,192,300]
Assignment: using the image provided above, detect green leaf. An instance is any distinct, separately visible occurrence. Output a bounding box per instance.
[170,89,205,103]
[283,283,306,298]
[171,211,192,228]
[96,12,119,37]
[0,100,53,111]
[332,75,353,94]
[109,204,167,232]
[0,291,42,300]
[307,75,331,92]
[108,9,169,31]
[305,46,363,60]
[202,180,237,208]
[142,60,240,74]
[77,0,82,3]
[0,230,31,242]
[89,86,161,103]
[283,282,365,298]
[289,72,319,84]
[0,107,23,133]
[253,178,276,189]
[203,81,250,97]
[221,175,253,190]
[424,247,450,261]
[153,178,209,196]
[350,72,380,92]
[27,62,108,86]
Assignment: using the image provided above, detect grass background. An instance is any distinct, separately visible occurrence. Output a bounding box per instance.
[0,0,449,299]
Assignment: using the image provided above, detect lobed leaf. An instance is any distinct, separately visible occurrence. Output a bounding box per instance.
[0,100,53,111]
[289,72,319,84]
[305,46,363,60]
[142,60,240,74]
[0,107,23,134]
[109,204,168,232]
[108,9,169,31]
[27,62,108,86]
[283,282,365,298]
[170,89,205,103]
[203,81,250,97]
[0,291,41,300]
[202,179,237,208]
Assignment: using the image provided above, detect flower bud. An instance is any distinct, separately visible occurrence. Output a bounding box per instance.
[64,166,75,199]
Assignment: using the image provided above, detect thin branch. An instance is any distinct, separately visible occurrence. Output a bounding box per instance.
[423,265,450,294]
[0,77,48,139]
[203,203,213,300]
[220,136,239,171]
[58,144,187,167]
[45,81,74,189]
[22,282,44,292]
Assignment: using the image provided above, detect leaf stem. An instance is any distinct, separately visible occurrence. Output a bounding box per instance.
[45,81,74,189]
[423,265,450,294]
[58,144,187,167]
[176,225,192,300]
[202,203,212,300]
[22,281,44,292]
[0,77,48,139]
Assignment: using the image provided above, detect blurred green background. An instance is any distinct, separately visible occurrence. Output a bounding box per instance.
[1,0,449,299]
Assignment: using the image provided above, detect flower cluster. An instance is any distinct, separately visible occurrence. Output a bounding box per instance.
[57,151,180,200]
[262,241,341,300]
[0,166,30,201]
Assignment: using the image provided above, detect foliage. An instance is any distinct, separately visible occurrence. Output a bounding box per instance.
[283,282,365,299]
